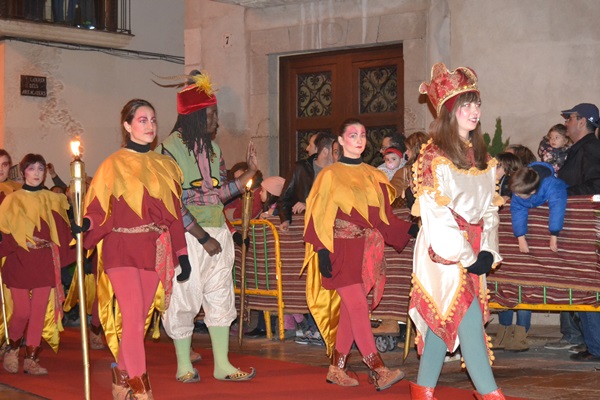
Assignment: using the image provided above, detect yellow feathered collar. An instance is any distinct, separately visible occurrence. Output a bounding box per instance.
[304,162,395,252]
[0,189,70,250]
[0,180,22,196]
[84,148,183,224]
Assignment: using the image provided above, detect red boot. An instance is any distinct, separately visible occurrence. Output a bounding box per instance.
[474,388,506,399]
[326,349,359,387]
[409,382,438,399]
[2,338,22,374]
[111,364,131,400]
[362,352,405,391]
[127,372,153,400]
[23,346,48,375]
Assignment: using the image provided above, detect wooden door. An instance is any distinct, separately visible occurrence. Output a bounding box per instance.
[279,44,404,178]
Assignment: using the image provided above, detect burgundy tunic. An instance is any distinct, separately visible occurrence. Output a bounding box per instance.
[83,189,187,270]
[0,210,75,289]
[304,183,411,290]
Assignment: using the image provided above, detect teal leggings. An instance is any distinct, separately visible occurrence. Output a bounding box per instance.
[417,300,498,395]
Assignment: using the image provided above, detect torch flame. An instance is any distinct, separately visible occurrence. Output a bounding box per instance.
[70,141,81,158]
[246,179,253,190]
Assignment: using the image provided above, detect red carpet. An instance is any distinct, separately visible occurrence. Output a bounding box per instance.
[0,329,521,399]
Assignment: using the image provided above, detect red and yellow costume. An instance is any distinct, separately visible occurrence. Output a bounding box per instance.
[0,187,75,351]
[83,148,187,360]
[303,160,412,356]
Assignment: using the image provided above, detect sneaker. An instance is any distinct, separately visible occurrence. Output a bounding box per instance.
[544,338,576,350]
[308,331,325,346]
[444,352,461,363]
[569,343,587,354]
[294,331,313,345]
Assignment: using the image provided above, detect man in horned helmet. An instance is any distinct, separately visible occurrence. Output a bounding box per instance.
[158,71,257,383]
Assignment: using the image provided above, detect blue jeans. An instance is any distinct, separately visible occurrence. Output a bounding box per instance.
[498,310,531,332]
[560,312,584,345]
[579,312,600,356]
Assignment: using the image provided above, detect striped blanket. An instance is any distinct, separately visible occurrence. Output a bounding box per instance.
[233,196,600,321]
[487,195,600,307]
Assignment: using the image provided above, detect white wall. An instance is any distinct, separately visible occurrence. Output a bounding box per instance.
[437,0,600,154]
[1,0,185,183]
[186,0,600,177]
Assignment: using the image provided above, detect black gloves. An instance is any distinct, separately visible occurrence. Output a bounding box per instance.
[466,251,494,275]
[232,232,250,248]
[177,255,192,282]
[71,217,91,236]
[408,223,419,238]
[317,249,332,278]
[0,232,2,241]
[83,258,93,274]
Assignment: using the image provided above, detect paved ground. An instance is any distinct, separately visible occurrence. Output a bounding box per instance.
[0,322,598,399]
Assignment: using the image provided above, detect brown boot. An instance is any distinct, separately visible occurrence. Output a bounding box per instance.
[111,364,131,400]
[326,349,359,387]
[127,373,153,400]
[491,325,513,350]
[90,324,105,350]
[474,388,506,399]
[409,382,438,400]
[2,338,22,374]
[362,352,404,391]
[504,325,529,352]
[23,346,48,375]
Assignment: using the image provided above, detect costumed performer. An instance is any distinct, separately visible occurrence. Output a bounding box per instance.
[76,99,191,400]
[408,63,505,400]
[157,71,257,383]
[303,118,417,391]
[0,153,75,375]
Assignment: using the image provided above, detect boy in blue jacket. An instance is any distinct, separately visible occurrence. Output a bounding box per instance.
[509,162,568,253]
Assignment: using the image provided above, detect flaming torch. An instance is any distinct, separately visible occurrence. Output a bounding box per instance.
[70,140,91,400]
[238,179,253,347]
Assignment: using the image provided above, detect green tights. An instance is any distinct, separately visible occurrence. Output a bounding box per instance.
[417,300,498,395]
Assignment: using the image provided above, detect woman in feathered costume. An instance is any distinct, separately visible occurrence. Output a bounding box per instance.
[77,99,191,400]
[303,118,416,391]
[0,154,75,375]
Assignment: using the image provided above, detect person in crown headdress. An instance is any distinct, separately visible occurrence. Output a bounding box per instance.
[408,63,506,400]
[157,71,257,383]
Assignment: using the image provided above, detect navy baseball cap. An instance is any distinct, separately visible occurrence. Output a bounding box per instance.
[561,103,599,127]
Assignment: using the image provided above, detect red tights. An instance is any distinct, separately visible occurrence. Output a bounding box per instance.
[9,286,51,347]
[335,283,377,356]
[106,267,158,377]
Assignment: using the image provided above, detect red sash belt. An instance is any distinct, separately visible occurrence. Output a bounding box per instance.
[334,219,386,311]
[112,223,175,309]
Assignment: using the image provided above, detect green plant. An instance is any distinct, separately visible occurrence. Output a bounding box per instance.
[483,117,510,157]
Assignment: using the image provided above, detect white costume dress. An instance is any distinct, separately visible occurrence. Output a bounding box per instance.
[408,140,503,355]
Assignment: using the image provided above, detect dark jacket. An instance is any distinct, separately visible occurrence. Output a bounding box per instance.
[277,154,316,224]
[510,162,568,237]
[557,133,600,195]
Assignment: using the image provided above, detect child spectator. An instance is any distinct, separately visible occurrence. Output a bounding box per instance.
[390,131,429,209]
[510,162,568,254]
[506,144,537,165]
[537,124,570,173]
[378,147,405,181]
[494,162,568,353]
[495,152,523,201]
[258,176,285,218]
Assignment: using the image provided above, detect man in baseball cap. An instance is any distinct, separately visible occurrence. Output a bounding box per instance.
[551,102,600,364]
[561,103,599,128]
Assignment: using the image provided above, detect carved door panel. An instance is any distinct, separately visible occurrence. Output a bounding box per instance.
[279,44,404,178]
